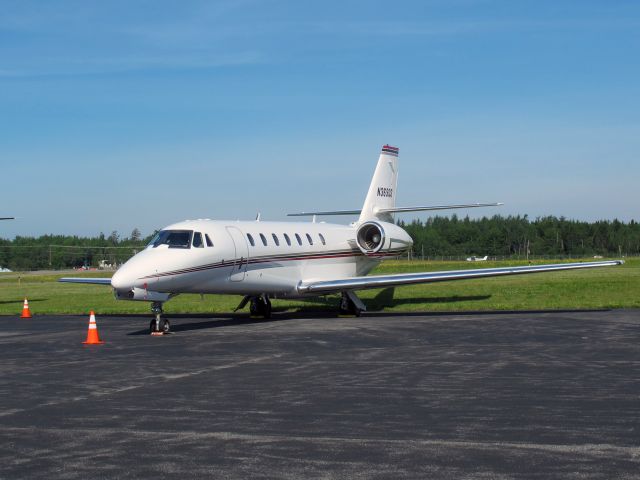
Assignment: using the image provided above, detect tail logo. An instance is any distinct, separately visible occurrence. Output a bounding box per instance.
[377,187,393,198]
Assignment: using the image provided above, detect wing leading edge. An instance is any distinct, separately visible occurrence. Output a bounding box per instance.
[297,260,623,294]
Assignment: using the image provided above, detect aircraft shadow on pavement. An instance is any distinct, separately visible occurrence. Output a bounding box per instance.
[294,288,493,311]
[125,291,499,334]
[126,313,304,335]
[125,303,613,334]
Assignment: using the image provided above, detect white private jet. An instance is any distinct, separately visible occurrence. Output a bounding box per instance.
[60,145,622,334]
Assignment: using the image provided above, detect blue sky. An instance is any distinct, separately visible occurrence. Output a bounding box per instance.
[1,0,639,238]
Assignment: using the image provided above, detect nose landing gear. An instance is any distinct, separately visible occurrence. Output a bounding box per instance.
[150,301,170,335]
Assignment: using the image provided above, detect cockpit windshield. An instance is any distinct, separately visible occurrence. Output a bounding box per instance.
[148,230,193,248]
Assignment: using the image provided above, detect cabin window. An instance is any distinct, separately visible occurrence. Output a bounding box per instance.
[193,232,204,248]
[247,234,255,247]
[318,233,326,245]
[295,233,302,246]
[205,234,213,247]
[260,233,268,246]
[284,233,291,246]
[149,230,192,249]
[306,233,313,245]
[272,234,280,246]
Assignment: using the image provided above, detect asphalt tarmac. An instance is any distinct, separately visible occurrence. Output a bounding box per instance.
[0,309,639,479]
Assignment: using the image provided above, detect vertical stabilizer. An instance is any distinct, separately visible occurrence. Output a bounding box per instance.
[358,145,399,223]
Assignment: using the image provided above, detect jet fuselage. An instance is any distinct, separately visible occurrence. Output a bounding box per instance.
[111,219,411,299]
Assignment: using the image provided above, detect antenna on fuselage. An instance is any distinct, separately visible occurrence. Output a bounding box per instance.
[255,212,261,221]
[312,215,317,223]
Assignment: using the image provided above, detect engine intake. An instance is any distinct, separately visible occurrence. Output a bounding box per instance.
[356,221,385,254]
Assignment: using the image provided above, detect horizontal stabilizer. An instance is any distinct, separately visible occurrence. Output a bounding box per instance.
[287,202,502,217]
[298,260,623,294]
[58,277,112,285]
[378,203,503,214]
[287,210,361,217]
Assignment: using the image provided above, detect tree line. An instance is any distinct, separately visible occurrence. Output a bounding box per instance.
[0,229,152,271]
[401,215,639,258]
[0,216,638,271]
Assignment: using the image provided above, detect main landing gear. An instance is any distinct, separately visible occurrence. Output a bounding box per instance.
[339,291,366,317]
[234,294,272,318]
[249,295,272,319]
[234,292,366,318]
[150,301,170,335]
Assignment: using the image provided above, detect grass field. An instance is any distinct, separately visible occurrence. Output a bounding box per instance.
[0,258,638,316]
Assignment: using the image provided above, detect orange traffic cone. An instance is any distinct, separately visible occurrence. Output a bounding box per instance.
[20,298,32,318]
[83,311,104,345]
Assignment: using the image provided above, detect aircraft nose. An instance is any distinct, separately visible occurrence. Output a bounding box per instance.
[111,265,137,291]
[111,249,158,291]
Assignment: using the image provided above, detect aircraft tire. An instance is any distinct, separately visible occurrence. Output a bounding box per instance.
[249,297,259,316]
[161,318,170,333]
[339,294,361,317]
[263,298,272,319]
[250,296,271,318]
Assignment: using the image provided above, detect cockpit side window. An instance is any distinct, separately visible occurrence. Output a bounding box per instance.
[193,232,204,248]
[205,234,213,247]
[149,230,193,249]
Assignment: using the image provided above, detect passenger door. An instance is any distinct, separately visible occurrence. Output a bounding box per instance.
[225,226,249,281]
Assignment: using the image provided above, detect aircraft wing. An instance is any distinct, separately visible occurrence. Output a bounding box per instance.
[58,277,112,285]
[297,260,623,294]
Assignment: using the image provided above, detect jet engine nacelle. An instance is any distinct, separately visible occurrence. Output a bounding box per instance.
[114,287,170,302]
[355,220,413,255]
